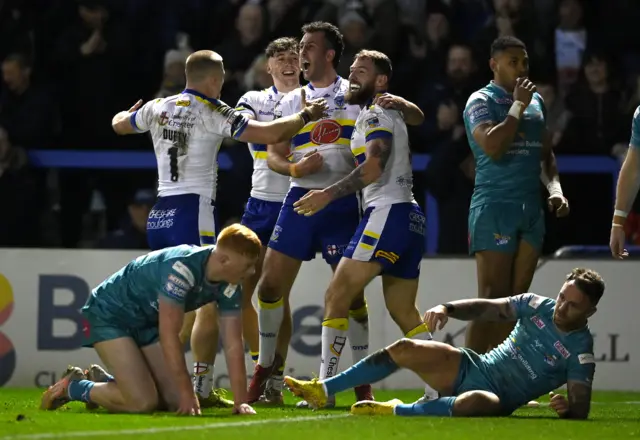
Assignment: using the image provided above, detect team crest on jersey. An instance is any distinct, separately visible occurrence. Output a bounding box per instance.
[270,225,282,243]
[311,120,342,144]
[159,111,169,126]
[366,117,380,128]
[334,93,345,108]
[543,354,557,366]
[554,341,571,359]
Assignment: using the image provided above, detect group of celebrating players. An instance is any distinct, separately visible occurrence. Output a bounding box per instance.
[38,18,640,420]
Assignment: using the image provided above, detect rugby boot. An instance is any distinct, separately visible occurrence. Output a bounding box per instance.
[351,399,403,416]
[40,366,86,410]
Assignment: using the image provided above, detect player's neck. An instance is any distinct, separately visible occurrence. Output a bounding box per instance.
[184,83,217,100]
[310,69,339,89]
[272,80,299,94]
[492,79,514,94]
[364,89,388,107]
[555,319,587,333]
[204,251,225,283]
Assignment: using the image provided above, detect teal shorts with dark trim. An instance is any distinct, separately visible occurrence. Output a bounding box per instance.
[81,310,158,348]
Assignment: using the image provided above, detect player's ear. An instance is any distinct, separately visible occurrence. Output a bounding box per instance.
[489,58,497,74]
[586,306,597,318]
[326,49,335,66]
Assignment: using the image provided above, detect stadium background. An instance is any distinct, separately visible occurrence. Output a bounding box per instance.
[2,0,640,255]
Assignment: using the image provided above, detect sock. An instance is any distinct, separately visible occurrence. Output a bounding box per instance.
[67,379,95,403]
[250,351,259,364]
[324,348,399,396]
[193,362,214,398]
[405,324,439,399]
[269,364,285,392]
[394,397,456,417]
[319,318,349,381]
[257,297,284,367]
[348,303,370,365]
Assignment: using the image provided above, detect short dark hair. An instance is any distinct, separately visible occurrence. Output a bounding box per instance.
[490,36,526,56]
[355,49,392,80]
[566,268,605,306]
[265,37,298,58]
[301,21,344,69]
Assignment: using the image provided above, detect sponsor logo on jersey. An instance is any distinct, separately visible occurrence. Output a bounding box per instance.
[165,281,187,300]
[176,99,191,107]
[366,117,380,128]
[310,120,342,144]
[578,353,595,364]
[159,111,169,126]
[222,284,237,299]
[528,295,544,309]
[531,315,546,329]
[554,341,571,359]
[172,261,195,285]
[168,274,190,291]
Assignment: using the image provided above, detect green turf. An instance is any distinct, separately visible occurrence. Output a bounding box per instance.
[1,389,639,440]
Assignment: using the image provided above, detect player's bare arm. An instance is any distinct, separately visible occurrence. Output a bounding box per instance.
[541,130,569,217]
[611,145,640,258]
[423,297,517,332]
[473,78,535,160]
[218,310,256,415]
[267,142,323,177]
[158,298,201,415]
[111,100,143,135]
[550,381,592,420]
[374,93,425,126]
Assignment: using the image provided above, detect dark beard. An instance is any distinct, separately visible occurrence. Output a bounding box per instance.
[345,82,376,106]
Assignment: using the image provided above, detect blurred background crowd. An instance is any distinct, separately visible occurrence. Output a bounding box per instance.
[1,0,640,254]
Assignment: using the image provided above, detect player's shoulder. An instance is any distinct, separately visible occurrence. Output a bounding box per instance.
[465,88,491,108]
[634,105,640,122]
[514,292,555,312]
[238,89,262,104]
[363,104,399,123]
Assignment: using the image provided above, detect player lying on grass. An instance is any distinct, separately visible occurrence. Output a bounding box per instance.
[40,224,261,416]
[286,268,603,419]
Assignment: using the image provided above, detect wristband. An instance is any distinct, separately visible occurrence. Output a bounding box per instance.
[612,223,624,229]
[442,303,455,314]
[289,163,300,178]
[614,209,628,218]
[547,180,563,197]
[508,101,525,120]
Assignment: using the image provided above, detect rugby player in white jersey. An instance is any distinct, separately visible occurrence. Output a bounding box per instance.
[247,22,427,407]
[235,37,322,404]
[292,49,439,406]
[110,50,328,408]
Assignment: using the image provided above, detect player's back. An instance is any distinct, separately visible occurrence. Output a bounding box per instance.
[279,77,360,189]
[135,90,248,200]
[353,103,415,209]
[481,293,595,411]
[86,245,229,327]
[236,87,291,202]
[463,82,546,208]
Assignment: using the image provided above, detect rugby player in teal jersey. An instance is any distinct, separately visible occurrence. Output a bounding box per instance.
[40,224,261,416]
[462,36,570,354]
[285,268,602,419]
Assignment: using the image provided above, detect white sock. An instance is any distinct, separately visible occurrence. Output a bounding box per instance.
[257,298,284,367]
[319,319,349,380]
[348,316,369,364]
[193,362,213,398]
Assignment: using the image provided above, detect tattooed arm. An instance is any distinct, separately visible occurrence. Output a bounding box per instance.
[323,136,392,200]
[443,297,518,322]
[563,381,592,419]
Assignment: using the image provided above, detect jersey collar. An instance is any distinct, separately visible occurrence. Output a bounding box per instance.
[307,75,341,91]
[364,90,388,109]
[182,88,222,105]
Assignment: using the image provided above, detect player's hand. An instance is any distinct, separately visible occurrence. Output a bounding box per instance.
[513,77,536,108]
[176,391,201,416]
[547,194,569,218]
[300,88,328,122]
[373,93,406,110]
[548,392,570,417]
[232,403,256,415]
[610,225,629,259]
[422,305,449,333]
[296,149,324,176]
[293,190,332,216]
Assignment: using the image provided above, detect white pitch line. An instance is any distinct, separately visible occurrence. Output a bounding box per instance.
[2,414,350,440]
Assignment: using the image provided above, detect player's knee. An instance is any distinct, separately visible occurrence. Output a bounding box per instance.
[453,391,502,417]
[324,280,354,316]
[126,393,159,414]
[349,292,366,310]
[387,338,418,366]
[256,272,283,302]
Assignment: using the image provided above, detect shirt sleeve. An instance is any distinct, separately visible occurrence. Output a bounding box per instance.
[216,284,242,314]
[630,106,640,148]
[464,93,494,133]
[567,351,596,385]
[130,98,163,133]
[508,293,550,319]
[364,107,394,142]
[203,99,250,140]
[236,92,257,120]
[158,260,196,307]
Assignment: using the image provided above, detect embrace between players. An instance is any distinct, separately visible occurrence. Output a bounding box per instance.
[40,22,604,420]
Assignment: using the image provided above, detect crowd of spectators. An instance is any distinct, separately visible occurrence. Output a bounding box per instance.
[1,0,640,254]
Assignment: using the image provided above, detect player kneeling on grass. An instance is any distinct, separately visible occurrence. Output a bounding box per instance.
[40,224,260,415]
[286,268,602,419]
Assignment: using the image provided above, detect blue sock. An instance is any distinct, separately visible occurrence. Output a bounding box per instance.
[394,397,457,417]
[324,349,398,396]
[67,380,95,403]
